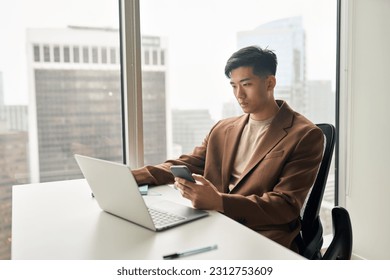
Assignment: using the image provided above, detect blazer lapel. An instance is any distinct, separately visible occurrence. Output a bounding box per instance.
[221,114,249,192]
[232,101,294,191]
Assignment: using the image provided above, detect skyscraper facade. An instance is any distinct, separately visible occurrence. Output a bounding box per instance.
[0,73,29,260]
[141,36,168,165]
[171,109,214,157]
[27,27,123,182]
[27,27,167,182]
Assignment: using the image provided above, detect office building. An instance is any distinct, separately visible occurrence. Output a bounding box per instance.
[27,26,123,182]
[0,71,30,259]
[1,106,28,131]
[0,72,28,132]
[171,109,214,157]
[141,36,168,165]
[0,130,29,259]
[26,27,167,182]
[306,80,335,125]
[221,99,242,119]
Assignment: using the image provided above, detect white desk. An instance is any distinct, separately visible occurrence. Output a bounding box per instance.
[12,179,304,260]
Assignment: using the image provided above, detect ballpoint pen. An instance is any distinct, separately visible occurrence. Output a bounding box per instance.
[163,244,218,259]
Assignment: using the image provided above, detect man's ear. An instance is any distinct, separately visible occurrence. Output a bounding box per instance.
[267,75,276,90]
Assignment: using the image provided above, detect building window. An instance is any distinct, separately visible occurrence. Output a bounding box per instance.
[101,47,107,64]
[33,45,40,62]
[82,46,89,63]
[152,50,158,65]
[53,46,60,62]
[144,50,150,65]
[160,50,165,65]
[43,45,50,62]
[63,46,70,63]
[110,48,116,64]
[73,46,80,63]
[92,47,98,64]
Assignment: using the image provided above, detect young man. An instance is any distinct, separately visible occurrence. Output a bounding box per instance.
[132,46,324,252]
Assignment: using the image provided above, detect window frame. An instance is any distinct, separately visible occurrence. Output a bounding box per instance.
[119,0,144,168]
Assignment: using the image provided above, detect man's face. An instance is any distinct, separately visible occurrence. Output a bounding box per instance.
[229,66,276,120]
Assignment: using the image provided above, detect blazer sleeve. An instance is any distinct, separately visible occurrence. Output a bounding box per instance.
[221,127,324,230]
[131,124,217,186]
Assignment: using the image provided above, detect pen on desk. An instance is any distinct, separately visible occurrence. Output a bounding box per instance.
[163,244,218,259]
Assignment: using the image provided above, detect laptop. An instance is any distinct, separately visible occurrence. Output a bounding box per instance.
[74,154,208,231]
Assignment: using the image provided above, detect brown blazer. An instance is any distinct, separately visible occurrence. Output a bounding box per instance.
[132,100,324,252]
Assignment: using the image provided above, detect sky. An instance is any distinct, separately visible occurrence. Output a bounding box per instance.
[0,0,118,105]
[0,0,337,119]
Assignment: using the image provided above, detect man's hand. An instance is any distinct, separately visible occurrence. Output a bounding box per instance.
[174,174,224,212]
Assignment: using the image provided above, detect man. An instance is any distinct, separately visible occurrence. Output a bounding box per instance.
[132,46,324,252]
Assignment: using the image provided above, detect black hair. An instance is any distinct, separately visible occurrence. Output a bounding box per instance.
[224,46,277,78]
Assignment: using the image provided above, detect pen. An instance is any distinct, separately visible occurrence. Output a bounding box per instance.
[163,244,218,259]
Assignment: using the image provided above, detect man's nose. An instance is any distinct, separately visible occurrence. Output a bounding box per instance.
[236,86,245,98]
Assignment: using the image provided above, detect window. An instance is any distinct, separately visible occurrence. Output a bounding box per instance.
[82,46,89,63]
[139,0,337,236]
[33,45,40,62]
[101,47,107,64]
[0,0,338,260]
[110,47,116,64]
[73,46,80,63]
[0,0,121,259]
[43,45,50,62]
[53,45,60,62]
[63,46,70,63]
[144,49,150,65]
[160,50,165,65]
[152,49,158,65]
[92,47,98,64]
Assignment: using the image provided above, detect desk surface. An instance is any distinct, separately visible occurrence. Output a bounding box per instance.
[12,179,304,260]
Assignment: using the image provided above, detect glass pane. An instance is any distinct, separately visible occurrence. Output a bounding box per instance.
[0,0,121,259]
[140,0,337,237]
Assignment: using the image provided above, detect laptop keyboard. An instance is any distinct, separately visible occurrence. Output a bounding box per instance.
[148,207,185,227]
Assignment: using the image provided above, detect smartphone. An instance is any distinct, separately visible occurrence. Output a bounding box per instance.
[170,165,196,183]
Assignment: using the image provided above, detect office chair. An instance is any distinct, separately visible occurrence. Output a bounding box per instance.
[322,206,353,260]
[295,123,336,259]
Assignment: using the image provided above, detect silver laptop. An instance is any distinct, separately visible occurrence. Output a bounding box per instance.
[74,154,208,231]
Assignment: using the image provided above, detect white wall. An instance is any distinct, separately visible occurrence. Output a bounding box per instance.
[340,0,390,259]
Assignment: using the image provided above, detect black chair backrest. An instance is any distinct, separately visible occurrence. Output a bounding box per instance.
[298,123,336,259]
[322,206,353,260]
[302,123,336,230]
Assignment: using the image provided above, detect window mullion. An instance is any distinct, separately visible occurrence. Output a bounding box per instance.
[120,0,144,168]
